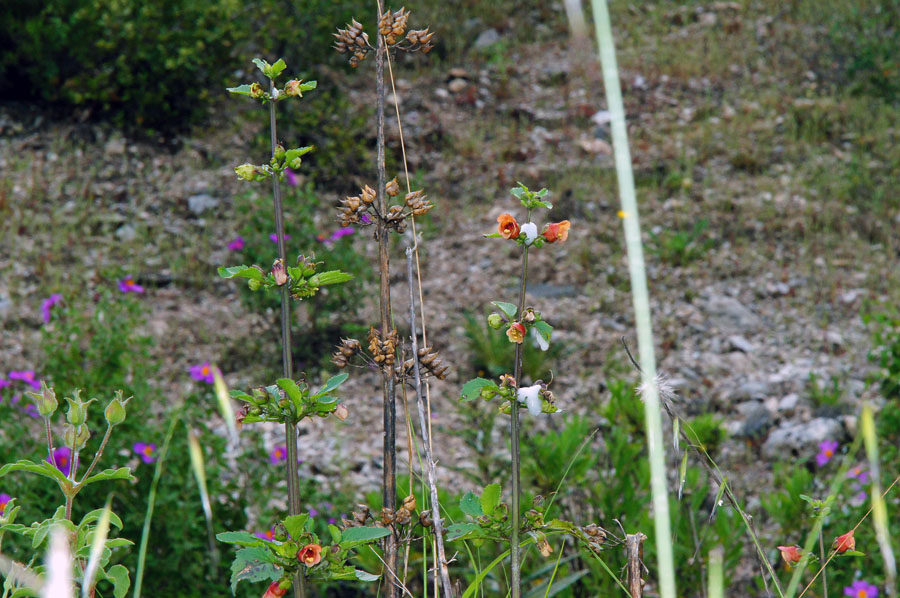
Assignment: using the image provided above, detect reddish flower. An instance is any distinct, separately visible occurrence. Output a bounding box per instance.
[542,220,571,243]
[777,545,803,565]
[506,322,526,344]
[497,213,520,240]
[262,581,288,598]
[298,544,323,567]
[833,529,855,554]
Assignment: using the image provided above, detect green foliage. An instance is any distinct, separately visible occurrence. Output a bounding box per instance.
[462,312,561,383]
[863,305,900,400]
[646,219,716,267]
[0,0,242,133]
[807,372,844,409]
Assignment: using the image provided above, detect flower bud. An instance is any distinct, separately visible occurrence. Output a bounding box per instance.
[248,279,262,291]
[272,259,288,286]
[249,82,265,99]
[521,309,537,324]
[537,538,553,557]
[274,144,285,160]
[65,394,96,426]
[777,545,802,565]
[402,494,417,511]
[334,404,349,421]
[285,79,303,97]
[833,530,855,554]
[26,381,58,418]
[263,581,289,598]
[270,87,280,100]
[487,313,505,329]
[63,423,91,451]
[235,163,257,181]
[104,392,130,426]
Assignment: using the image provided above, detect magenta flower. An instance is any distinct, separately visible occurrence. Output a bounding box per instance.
[227,236,245,251]
[269,233,292,244]
[361,213,372,224]
[256,528,276,542]
[0,376,9,389]
[9,370,40,391]
[133,442,158,464]
[24,404,40,419]
[816,440,839,466]
[307,507,318,517]
[189,362,215,385]
[330,227,355,241]
[284,169,299,186]
[269,445,287,464]
[47,446,72,477]
[0,493,11,516]
[844,580,878,598]
[848,465,870,484]
[118,276,144,294]
[41,294,63,324]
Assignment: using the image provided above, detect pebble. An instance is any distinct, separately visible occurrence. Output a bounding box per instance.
[727,334,754,353]
[474,28,501,49]
[704,294,762,332]
[448,79,468,94]
[187,193,218,215]
[761,417,842,459]
[116,224,137,242]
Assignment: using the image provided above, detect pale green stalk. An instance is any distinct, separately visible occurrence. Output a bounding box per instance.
[708,546,723,598]
[861,404,897,596]
[81,498,112,598]
[590,1,675,597]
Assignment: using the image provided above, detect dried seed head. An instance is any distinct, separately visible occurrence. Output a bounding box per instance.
[402,494,417,511]
[394,507,411,525]
[419,511,433,527]
[380,507,394,525]
[361,185,376,204]
[385,177,400,196]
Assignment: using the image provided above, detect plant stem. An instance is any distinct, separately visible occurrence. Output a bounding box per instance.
[818,529,827,598]
[44,417,56,468]
[267,77,305,598]
[79,425,113,485]
[510,231,531,598]
[625,532,647,598]
[374,4,398,595]
[405,247,454,598]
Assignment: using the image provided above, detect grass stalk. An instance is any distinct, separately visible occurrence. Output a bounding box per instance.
[590,1,676,596]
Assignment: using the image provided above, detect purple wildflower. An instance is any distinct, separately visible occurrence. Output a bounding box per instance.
[118,276,145,294]
[269,445,287,465]
[0,493,11,516]
[0,376,9,389]
[330,227,355,241]
[844,580,878,598]
[328,517,336,525]
[269,233,292,244]
[133,442,158,464]
[284,169,299,186]
[47,446,72,477]
[256,528,276,542]
[41,294,63,324]
[9,370,40,391]
[24,404,40,419]
[227,236,245,251]
[189,362,215,385]
[361,213,372,224]
[848,465,869,484]
[816,440,839,467]
[307,508,318,517]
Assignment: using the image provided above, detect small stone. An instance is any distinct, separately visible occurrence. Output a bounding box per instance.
[727,335,754,353]
[434,88,450,100]
[0,296,11,319]
[577,137,612,155]
[778,393,800,414]
[116,224,137,242]
[447,79,468,94]
[824,331,843,349]
[187,193,218,215]
[474,28,501,49]
[448,67,469,79]
[839,289,865,305]
[727,380,770,401]
[761,417,843,460]
[105,135,126,156]
[739,404,773,439]
[705,294,762,332]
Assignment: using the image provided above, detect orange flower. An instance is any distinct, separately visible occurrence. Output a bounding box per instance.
[542,220,571,243]
[298,544,323,566]
[506,322,526,344]
[263,581,288,598]
[497,213,520,240]
[833,530,855,554]
[777,545,803,565]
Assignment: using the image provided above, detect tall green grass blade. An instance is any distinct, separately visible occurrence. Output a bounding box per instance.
[589,1,676,596]
[708,545,724,598]
[212,367,237,442]
[861,403,897,592]
[187,429,218,570]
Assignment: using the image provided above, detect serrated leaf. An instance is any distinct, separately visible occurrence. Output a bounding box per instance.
[309,271,354,286]
[480,484,501,515]
[339,526,390,549]
[491,301,518,319]
[460,492,483,517]
[269,58,287,78]
[445,522,480,541]
[230,546,279,593]
[226,84,252,96]
[283,514,309,539]
[217,265,264,281]
[460,378,497,402]
[103,564,130,598]
[313,373,348,398]
[216,531,265,547]
[355,569,380,582]
[81,467,135,486]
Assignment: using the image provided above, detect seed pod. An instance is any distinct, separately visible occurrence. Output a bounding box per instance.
[402,494,417,511]
[394,507,411,525]
[361,185,376,204]
[419,511,433,527]
[381,507,394,525]
[385,177,400,196]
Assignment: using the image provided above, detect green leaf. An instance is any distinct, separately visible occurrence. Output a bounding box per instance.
[80,508,123,531]
[269,58,287,79]
[283,514,309,539]
[309,271,354,286]
[32,522,51,549]
[103,564,130,598]
[276,378,304,404]
[838,550,866,557]
[252,58,270,75]
[216,531,265,547]
[104,538,133,549]
[284,147,314,164]
[445,522,480,541]
[491,301,518,319]
[81,467,135,486]
[230,546,280,593]
[218,265,264,281]
[533,321,553,344]
[523,570,588,598]
[460,492,483,517]
[355,569,380,582]
[226,84,252,96]
[313,373,349,398]
[0,459,71,488]
[299,81,317,92]
[328,524,342,545]
[460,378,496,402]
[339,526,390,549]
[480,484,501,515]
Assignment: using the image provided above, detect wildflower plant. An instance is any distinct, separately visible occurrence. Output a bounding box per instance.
[0,383,135,597]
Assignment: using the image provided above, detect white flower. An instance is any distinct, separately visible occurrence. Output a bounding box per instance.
[520,222,538,245]
[516,384,543,416]
[531,327,549,351]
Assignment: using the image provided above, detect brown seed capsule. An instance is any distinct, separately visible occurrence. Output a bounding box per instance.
[394,507,411,525]
[381,507,394,525]
[361,185,376,204]
[385,177,400,196]
[402,494,417,511]
[419,511,433,527]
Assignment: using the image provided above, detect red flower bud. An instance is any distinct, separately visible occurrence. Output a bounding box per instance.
[298,543,323,566]
[497,213,520,240]
[777,545,802,565]
[832,530,855,554]
[542,220,571,243]
[263,581,288,598]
